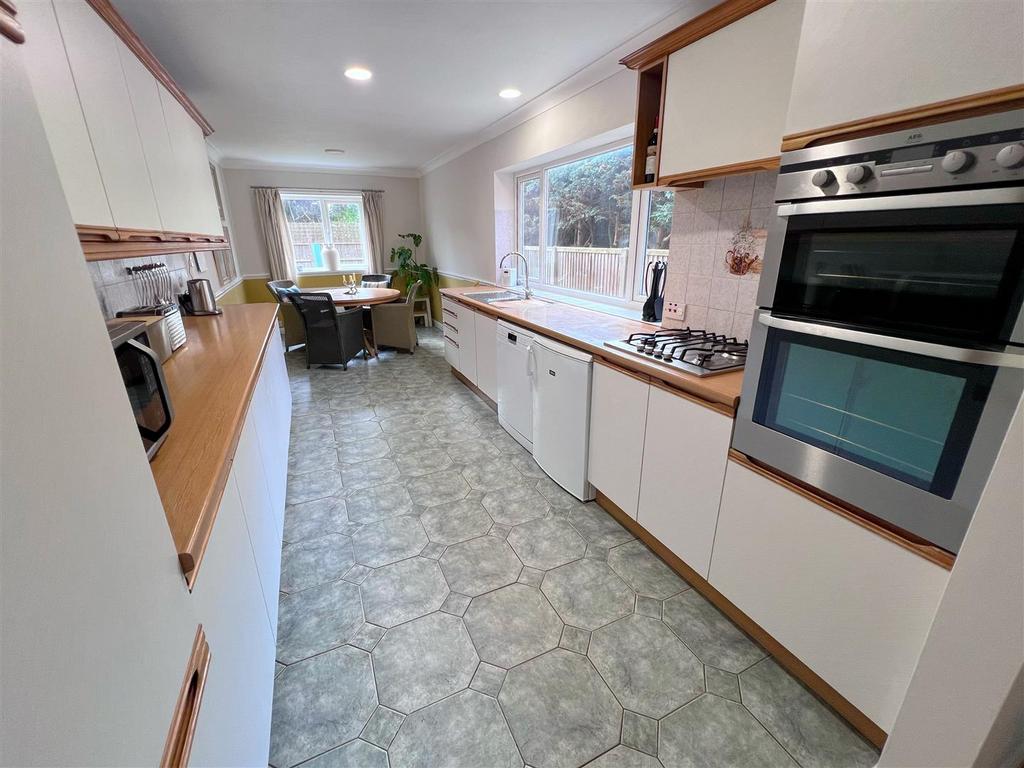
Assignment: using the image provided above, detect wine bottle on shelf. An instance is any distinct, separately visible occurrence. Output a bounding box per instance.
[644,125,659,184]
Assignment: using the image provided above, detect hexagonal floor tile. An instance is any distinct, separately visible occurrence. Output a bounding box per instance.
[337,437,391,466]
[482,483,550,526]
[360,557,449,627]
[341,458,399,491]
[608,539,689,599]
[299,739,388,768]
[566,503,634,548]
[283,495,349,544]
[588,614,703,718]
[286,468,344,506]
[662,589,766,673]
[588,746,661,768]
[277,579,364,664]
[420,498,493,545]
[460,457,525,492]
[371,612,478,714]
[346,482,414,524]
[507,516,586,570]
[270,646,377,768]
[443,437,501,464]
[541,558,634,630]
[659,694,797,768]
[440,536,522,596]
[464,583,563,668]
[280,534,354,593]
[389,689,522,768]
[406,469,471,507]
[500,649,621,768]
[351,515,428,568]
[395,449,453,478]
[739,658,879,768]
[432,421,482,444]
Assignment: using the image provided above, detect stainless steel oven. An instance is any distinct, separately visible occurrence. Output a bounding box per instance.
[734,111,1024,554]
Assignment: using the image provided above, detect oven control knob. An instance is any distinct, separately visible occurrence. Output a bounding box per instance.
[941,150,974,173]
[995,143,1024,169]
[844,165,872,184]
[810,169,835,188]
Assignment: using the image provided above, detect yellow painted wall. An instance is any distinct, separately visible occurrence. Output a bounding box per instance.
[217,280,248,306]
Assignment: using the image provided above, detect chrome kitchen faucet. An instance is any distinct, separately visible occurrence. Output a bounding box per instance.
[500,251,531,299]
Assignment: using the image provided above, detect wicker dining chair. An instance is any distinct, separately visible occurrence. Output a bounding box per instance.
[266,279,306,350]
[370,280,422,354]
[286,292,367,369]
[360,273,391,288]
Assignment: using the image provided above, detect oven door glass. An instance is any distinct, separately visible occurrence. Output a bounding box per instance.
[115,339,171,452]
[752,327,997,497]
[774,203,1024,344]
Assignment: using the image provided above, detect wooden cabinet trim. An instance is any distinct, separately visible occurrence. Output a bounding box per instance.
[161,625,212,768]
[649,377,733,418]
[780,83,1024,152]
[1,0,25,43]
[658,155,780,187]
[77,224,229,261]
[728,449,955,570]
[83,0,213,136]
[620,0,775,70]
[594,355,651,384]
[593,489,888,748]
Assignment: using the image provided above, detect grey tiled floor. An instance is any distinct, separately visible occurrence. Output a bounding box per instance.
[271,328,879,768]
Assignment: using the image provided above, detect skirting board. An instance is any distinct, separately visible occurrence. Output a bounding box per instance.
[450,368,497,412]
[593,488,888,749]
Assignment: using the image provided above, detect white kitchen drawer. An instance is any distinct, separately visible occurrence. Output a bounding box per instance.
[455,306,478,384]
[444,334,460,369]
[441,298,461,325]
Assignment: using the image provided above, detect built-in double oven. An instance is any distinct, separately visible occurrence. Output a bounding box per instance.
[734,111,1024,554]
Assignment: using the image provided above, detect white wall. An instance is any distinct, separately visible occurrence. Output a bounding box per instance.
[219,166,423,277]
[420,68,636,283]
[878,395,1024,768]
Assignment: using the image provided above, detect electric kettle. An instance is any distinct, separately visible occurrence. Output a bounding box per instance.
[182,279,222,316]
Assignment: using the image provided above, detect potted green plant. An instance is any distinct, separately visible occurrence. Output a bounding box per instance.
[389,233,437,298]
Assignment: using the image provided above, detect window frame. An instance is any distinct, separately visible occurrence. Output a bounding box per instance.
[514,141,671,313]
[280,191,370,275]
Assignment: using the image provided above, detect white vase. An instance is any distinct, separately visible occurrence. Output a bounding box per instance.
[322,245,341,272]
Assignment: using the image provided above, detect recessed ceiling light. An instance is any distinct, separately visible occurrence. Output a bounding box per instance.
[344,67,372,81]
[324,148,346,154]
[499,88,522,99]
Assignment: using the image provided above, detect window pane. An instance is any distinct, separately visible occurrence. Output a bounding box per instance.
[518,178,540,284]
[326,200,366,268]
[283,198,324,273]
[634,189,674,302]
[542,146,633,299]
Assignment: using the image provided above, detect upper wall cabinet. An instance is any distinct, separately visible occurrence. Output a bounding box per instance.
[20,0,225,251]
[621,0,805,187]
[783,0,1024,149]
[53,0,162,231]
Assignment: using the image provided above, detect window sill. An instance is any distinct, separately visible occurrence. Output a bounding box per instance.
[528,288,656,325]
[296,269,369,277]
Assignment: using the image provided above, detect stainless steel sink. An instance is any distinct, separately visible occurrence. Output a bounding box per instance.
[466,290,533,304]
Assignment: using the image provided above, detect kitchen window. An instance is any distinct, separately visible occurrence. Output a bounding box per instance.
[515,143,673,310]
[281,192,369,273]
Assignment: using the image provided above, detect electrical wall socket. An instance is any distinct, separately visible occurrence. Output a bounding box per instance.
[664,301,685,319]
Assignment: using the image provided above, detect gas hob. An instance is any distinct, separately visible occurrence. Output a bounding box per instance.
[605,328,748,377]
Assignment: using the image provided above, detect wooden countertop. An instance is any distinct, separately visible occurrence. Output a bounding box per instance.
[441,287,744,414]
[150,303,279,588]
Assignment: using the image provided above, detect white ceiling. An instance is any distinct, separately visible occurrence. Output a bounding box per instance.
[111,1,698,174]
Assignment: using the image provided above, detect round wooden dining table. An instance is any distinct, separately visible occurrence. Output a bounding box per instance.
[324,286,401,307]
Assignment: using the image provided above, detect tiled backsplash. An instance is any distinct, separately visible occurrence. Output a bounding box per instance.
[662,170,777,341]
[87,251,219,319]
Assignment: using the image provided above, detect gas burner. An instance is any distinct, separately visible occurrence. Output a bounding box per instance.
[605,329,748,377]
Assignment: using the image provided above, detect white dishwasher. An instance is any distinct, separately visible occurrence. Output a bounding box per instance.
[496,320,535,451]
[531,334,595,501]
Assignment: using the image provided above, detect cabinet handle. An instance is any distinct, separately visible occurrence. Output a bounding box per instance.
[445,335,459,349]
[443,321,458,333]
[594,355,651,384]
[442,307,457,318]
[161,625,212,768]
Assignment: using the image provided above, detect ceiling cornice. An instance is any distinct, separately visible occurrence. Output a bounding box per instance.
[217,159,422,179]
[417,0,716,176]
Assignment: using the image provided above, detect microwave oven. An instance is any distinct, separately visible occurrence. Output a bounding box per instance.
[108,321,174,460]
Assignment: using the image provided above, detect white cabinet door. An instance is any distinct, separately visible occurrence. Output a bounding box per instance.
[474,311,498,401]
[233,415,282,634]
[18,0,113,227]
[709,460,949,731]
[659,0,804,178]
[785,1,1024,136]
[637,385,731,578]
[159,86,221,236]
[189,474,275,767]
[456,306,478,384]
[444,333,460,369]
[54,0,161,231]
[118,44,185,234]
[252,331,290,527]
[587,361,649,518]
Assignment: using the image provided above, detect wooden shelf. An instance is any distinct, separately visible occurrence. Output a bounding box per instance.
[631,58,667,189]
[78,225,229,261]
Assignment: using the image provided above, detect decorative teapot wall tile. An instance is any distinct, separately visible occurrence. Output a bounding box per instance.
[724,215,766,276]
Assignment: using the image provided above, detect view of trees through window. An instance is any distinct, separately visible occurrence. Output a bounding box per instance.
[282,194,367,273]
[517,144,673,305]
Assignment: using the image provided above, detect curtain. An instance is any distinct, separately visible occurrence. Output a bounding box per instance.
[253,187,295,282]
[361,190,385,274]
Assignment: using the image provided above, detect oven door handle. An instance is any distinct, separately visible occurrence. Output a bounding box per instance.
[758,313,1024,368]
[776,187,1024,217]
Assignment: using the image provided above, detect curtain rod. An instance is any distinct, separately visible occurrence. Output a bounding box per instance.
[252,186,384,194]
